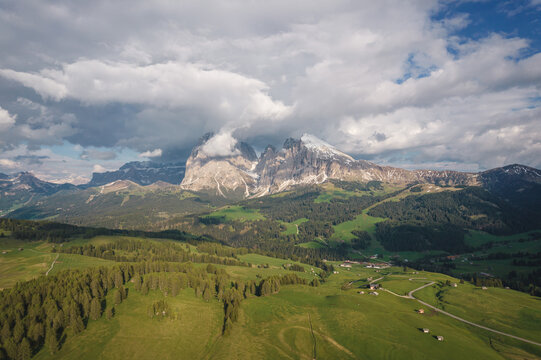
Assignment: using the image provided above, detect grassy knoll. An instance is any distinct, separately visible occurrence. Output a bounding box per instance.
[204,205,265,222]
[465,230,541,248]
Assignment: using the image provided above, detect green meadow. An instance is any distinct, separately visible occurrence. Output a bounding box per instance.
[29,262,541,359]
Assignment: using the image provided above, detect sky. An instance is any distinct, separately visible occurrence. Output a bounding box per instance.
[0,0,540,183]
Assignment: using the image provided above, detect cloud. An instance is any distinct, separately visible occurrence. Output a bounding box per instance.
[139,148,162,158]
[201,131,240,157]
[0,0,540,176]
[0,159,20,169]
[80,149,117,160]
[0,106,16,129]
[92,164,107,173]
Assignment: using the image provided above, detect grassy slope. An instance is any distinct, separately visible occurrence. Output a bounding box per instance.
[37,263,541,359]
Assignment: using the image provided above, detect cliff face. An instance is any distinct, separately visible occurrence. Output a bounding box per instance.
[181,133,479,198]
[180,134,258,198]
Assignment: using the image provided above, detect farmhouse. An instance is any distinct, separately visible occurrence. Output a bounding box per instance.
[368,283,380,290]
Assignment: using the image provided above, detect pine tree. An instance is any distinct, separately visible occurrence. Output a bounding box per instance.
[45,327,58,355]
[119,286,127,301]
[114,290,122,305]
[106,307,114,320]
[12,321,24,344]
[89,298,101,321]
[70,306,84,334]
[0,322,10,344]
[17,338,32,360]
[2,338,17,360]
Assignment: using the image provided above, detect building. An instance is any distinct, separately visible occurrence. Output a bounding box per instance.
[452,283,458,287]
[423,328,430,333]
[368,283,380,290]
[369,291,379,296]
[437,336,444,341]
[418,309,425,314]
[340,263,352,268]
[358,291,365,295]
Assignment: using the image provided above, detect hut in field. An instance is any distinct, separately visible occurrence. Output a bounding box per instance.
[437,336,444,341]
[368,283,380,290]
[422,328,430,333]
[418,309,425,314]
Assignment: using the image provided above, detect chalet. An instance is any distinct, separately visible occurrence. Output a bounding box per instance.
[452,283,458,287]
[368,283,380,290]
[422,328,430,333]
[418,309,425,314]
[437,336,444,341]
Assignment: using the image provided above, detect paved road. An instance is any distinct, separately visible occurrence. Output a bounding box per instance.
[383,280,541,347]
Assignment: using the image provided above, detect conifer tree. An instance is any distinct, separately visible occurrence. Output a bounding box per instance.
[70,306,84,334]
[106,307,114,320]
[45,327,58,354]
[114,290,122,305]
[89,298,101,321]
[17,338,32,360]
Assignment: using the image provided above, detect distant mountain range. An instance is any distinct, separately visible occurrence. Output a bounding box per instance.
[1,133,540,222]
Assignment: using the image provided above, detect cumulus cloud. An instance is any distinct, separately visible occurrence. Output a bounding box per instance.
[201,131,240,157]
[0,106,15,129]
[0,159,20,169]
[0,0,540,177]
[92,164,107,173]
[139,148,162,158]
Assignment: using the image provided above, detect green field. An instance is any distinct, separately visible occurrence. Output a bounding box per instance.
[30,263,541,359]
[331,211,385,241]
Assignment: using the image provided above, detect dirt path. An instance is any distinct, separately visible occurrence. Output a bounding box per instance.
[384,281,541,347]
[45,253,59,276]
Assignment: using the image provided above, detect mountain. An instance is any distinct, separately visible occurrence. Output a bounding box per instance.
[180,133,259,198]
[0,172,77,215]
[184,133,478,198]
[87,161,186,187]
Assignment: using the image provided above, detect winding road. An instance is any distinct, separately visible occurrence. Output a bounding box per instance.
[382,280,541,347]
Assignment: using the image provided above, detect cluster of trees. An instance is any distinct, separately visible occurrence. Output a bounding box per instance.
[0,218,204,245]
[329,180,383,193]
[58,238,248,267]
[196,243,249,258]
[0,264,134,358]
[283,264,305,272]
[350,230,371,250]
[368,187,540,235]
[374,222,468,252]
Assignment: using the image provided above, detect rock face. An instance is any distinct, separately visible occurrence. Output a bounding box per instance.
[182,133,480,198]
[180,133,259,197]
[88,161,186,187]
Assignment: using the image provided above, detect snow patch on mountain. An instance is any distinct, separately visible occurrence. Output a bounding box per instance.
[300,134,354,162]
